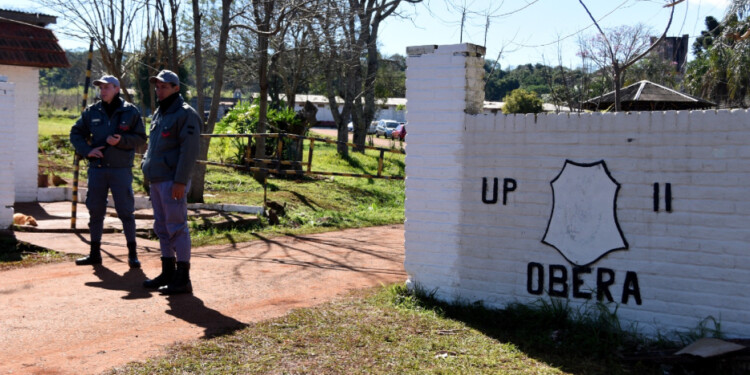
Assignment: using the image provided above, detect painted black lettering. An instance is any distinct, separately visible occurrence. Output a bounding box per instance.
[503,178,517,205]
[596,268,615,302]
[572,266,592,299]
[621,271,642,305]
[482,177,498,204]
[654,182,673,213]
[548,264,568,297]
[526,262,544,295]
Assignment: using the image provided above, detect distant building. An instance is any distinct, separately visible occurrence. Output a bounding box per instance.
[651,35,689,73]
[0,9,69,226]
[583,80,715,111]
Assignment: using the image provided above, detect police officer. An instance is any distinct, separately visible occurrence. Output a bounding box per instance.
[141,70,201,295]
[70,75,147,267]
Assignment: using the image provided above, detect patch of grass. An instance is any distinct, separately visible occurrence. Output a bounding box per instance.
[107,285,556,374]
[0,236,77,270]
[39,114,76,136]
[108,284,676,374]
[191,136,405,246]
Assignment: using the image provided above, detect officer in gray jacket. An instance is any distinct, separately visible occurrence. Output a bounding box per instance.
[141,70,201,295]
[70,75,147,267]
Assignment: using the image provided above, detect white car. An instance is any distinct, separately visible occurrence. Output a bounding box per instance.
[375,120,400,138]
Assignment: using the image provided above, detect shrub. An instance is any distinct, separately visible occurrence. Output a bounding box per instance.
[502,88,544,114]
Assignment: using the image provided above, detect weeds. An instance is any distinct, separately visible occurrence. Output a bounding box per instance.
[0,236,77,270]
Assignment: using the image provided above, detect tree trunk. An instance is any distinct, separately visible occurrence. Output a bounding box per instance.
[613,64,622,112]
[253,32,271,177]
[187,0,207,202]
[188,0,232,202]
[356,15,380,152]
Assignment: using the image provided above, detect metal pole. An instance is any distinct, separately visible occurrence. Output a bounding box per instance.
[71,38,94,229]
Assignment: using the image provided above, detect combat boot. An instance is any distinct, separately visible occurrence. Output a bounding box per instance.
[143,257,175,288]
[127,241,140,268]
[75,241,102,265]
[159,261,192,295]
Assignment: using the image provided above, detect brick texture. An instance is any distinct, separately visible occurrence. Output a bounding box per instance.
[405,44,750,337]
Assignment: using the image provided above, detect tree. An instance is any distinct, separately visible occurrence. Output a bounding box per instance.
[684,10,750,108]
[187,0,234,202]
[577,0,678,111]
[692,16,723,56]
[40,0,147,102]
[501,88,543,114]
[309,0,421,156]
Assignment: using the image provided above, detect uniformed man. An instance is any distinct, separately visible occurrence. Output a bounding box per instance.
[70,75,147,267]
[141,70,201,295]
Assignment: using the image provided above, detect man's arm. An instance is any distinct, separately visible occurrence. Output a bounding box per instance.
[173,108,201,185]
[69,111,94,157]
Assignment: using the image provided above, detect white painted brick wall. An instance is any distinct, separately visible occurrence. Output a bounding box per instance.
[0,81,15,227]
[0,65,40,202]
[404,44,750,338]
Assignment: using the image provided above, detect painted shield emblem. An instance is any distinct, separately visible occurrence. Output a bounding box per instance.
[542,160,628,266]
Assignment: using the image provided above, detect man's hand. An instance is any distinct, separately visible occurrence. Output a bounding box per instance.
[171,182,186,200]
[87,146,106,158]
[106,134,121,146]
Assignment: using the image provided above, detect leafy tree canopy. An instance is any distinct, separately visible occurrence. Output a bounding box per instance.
[501,88,543,114]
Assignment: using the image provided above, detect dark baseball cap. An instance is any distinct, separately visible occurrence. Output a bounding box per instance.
[92,75,120,87]
[149,70,180,85]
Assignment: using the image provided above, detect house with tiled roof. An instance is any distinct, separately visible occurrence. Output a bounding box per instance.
[0,9,69,228]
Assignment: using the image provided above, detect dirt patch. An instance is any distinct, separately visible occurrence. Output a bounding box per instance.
[1,225,405,374]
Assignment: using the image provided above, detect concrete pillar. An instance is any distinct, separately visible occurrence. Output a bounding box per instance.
[403,43,485,293]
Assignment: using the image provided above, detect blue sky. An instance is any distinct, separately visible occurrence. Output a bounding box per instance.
[1,0,731,68]
[379,0,731,67]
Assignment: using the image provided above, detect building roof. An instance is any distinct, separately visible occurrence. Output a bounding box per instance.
[583,80,715,111]
[0,12,69,69]
[0,9,57,27]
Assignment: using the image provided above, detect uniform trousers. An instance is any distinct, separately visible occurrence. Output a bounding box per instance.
[86,167,136,243]
[150,180,191,262]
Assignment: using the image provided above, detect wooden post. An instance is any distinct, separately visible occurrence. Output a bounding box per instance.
[307,139,314,173]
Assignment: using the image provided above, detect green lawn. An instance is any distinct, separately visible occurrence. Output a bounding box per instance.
[36,117,405,247]
[107,284,680,375]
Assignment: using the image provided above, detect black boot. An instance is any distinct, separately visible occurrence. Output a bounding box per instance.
[127,241,140,268]
[75,241,102,265]
[159,261,192,295]
[143,257,175,289]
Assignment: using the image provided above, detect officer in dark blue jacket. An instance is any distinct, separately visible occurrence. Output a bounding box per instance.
[70,75,147,267]
[141,70,201,295]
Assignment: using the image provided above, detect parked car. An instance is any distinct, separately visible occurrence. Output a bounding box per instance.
[375,120,400,138]
[391,123,406,140]
[348,121,378,134]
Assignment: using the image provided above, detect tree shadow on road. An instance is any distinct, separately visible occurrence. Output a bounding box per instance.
[85,265,153,300]
[166,294,248,338]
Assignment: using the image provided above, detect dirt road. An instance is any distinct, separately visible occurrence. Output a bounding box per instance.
[1,225,405,374]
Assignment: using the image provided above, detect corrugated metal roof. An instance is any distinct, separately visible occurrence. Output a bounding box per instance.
[0,18,69,68]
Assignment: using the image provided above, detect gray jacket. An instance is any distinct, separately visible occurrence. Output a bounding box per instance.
[70,98,147,168]
[142,94,201,184]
